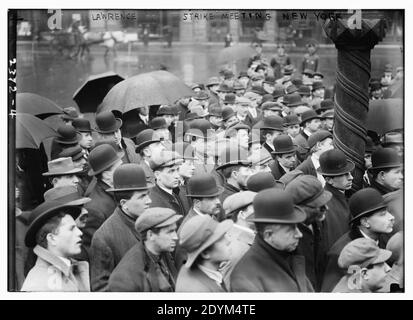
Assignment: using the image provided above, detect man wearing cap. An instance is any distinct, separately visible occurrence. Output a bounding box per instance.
[51,125,83,160]
[370,81,383,100]
[206,77,221,106]
[261,101,283,119]
[176,215,233,292]
[135,129,166,185]
[157,105,179,140]
[60,107,80,126]
[258,115,285,155]
[322,188,394,292]
[294,109,322,161]
[221,106,239,132]
[248,148,273,175]
[225,123,250,150]
[72,118,94,157]
[148,150,187,217]
[381,131,403,157]
[21,201,89,291]
[108,208,181,291]
[82,144,123,254]
[207,104,223,131]
[332,238,392,293]
[222,93,236,110]
[94,111,139,164]
[285,175,332,291]
[232,97,253,128]
[216,146,253,203]
[270,134,298,180]
[89,164,152,291]
[230,189,313,292]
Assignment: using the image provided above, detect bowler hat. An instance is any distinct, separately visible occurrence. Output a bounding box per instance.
[58,146,84,161]
[233,81,245,90]
[298,85,311,96]
[43,157,83,177]
[55,125,82,145]
[369,147,402,171]
[179,215,233,268]
[370,82,381,92]
[157,105,175,116]
[191,83,202,91]
[223,93,236,104]
[282,65,295,76]
[217,83,234,93]
[193,91,210,101]
[216,146,251,170]
[238,71,249,79]
[149,150,183,171]
[273,86,285,99]
[285,93,307,107]
[272,134,297,155]
[135,129,161,152]
[283,114,300,126]
[61,107,79,121]
[247,172,284,192]
[313,72,324,79]
[263,76,275,85]
[318,149,355,176]
[381,131,403,147]
[312,81,325,92]
[223,191,256,218]
[221,107,236,121]
[302,69,314,77]
[94,111,123,134]
[307,130,332,149]
[349,188,387,224]
[25,201,81,248]
[135,207,182,234]
[206,77,220,87]
[223,69,235,79]
[88,144,122,176]
[107,163,152,192]
[365,136,376,154]
[186,173,224,198]
[249,189,306,224]
[261,94,274,104]
[294,106,312,117]
[320,109,334,119]
[300,109,321,126]
[149,117,169,130]
[260,115,284,131]
[291,77,303,87]
[43,185,91,206]
[185,119,213,139]
[284,175,332,208]
[72,118,92,132]
[319,99,334,112]
[338,238,392,269]
[249,85,266,96]
[93,139,125,158]
[208,105,222,117]
[286,84,299,95]
[261,101,282,112]
[173,141,197,160]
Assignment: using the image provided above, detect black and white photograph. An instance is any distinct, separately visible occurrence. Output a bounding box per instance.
[6,4,406,299]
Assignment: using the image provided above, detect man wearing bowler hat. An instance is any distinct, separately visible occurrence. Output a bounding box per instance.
[246,171,284,192]
[176,215,233,292]
[108,208,182,292]
[294,109,322,160]
[82,144,123,254]
[89,164,152,291]
[225,123,250,150]
[220,107,239,132]
[270,134,298,180]
[322,188,394,292]
[21,201,89,291]
[72,118,94,157]
[257,115,285,155]
[317,149,355,253]
[94,111,139,164]
[230,189,314,292]
[51,125,83,160]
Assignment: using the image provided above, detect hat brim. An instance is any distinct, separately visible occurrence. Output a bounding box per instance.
[271,146,297,155]
[135,139,161,152]
[317,160,355,176]
[288,102,309,108]
[106,182,154,193]
[93,118,123,134]
[247,205,306,224]
[88,154,123,176]
[349,204,388,224]
[368,163,402,171]
[370,248,393,266]
[283,121,300,126]
[25,205,81,248]
[156,214,183,229]
[185,220,234,268]
[186,185,224,198]
[216,160,251,171]
[42,166,83,177]
[65,197,91,206]
[306,190,332,208]
[300,116,322,126]
[259,126,284,131]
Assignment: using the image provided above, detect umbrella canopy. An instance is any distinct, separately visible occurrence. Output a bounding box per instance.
[16,113,58,149]
[367,98,403,135]
[100,70,193,114]
[218,45,256,64]
[73,71,125,113]
[16,93,63,120]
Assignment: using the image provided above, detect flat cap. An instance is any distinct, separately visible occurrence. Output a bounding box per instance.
[149,150,183,171]
[307,130,332,149]
[284,175,332,207]
[135,207,182,234]
[223,191,257,217]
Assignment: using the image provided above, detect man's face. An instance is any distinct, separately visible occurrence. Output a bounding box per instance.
[236,129,249,149]
[162,115,175,126]
[301,95,312,104]
[251,163,271,175]
[192,137,207,155]
[313,89,325,99]
[155,128,171,142]
[76,207,88,229]
[286,124,300,138]
[53,174,79,188]
[327,172,353,191]
[205,233,232,264]
[218,91,227,101]
[234,166,253,188]
[380,167,403,190]
[307,119,321,133]
[277,152,297,169]
[79,132,93,149]
[325,118,334,131]
[145,141,166,159]
[123,190,152,219]
[364,153,372,169]
[238,77,249,88]
[198,196,221,216]
[266,130,281,145]
[318,137,334,154]
[152,223,179,253]
[303,204,328,224]
[113,129,122,146]
[364,262,392,292]
[364,209,394,234]
[277,47,285,55]
[209,115,223,127]
[179,159,195,179]
[209,84,219,94]
[235,89,245,97]
[51,215,83,258]
[372,89,382,99]
[225,116,238,129]
[156,164,181,189]
[101,159,123,187]
[139,106,149,116]
[73,157,87,169]
[307,45,316,54]
[266,223,303,252]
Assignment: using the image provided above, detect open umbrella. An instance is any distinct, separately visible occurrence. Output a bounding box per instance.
[367,98,403,135]
[73,71,125,113]
[16,113,58,149]
[16,93,63,120]
[218,45,256,64]
[100,70,193,114]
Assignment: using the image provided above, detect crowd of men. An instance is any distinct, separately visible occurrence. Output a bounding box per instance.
[15,41,404,293]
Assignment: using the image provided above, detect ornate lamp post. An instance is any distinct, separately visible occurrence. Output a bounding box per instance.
[323,11,387,192]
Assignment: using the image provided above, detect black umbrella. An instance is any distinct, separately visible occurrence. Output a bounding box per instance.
[73,71,124,113]
[16,93,63,120]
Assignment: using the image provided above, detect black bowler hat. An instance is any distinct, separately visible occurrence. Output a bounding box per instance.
[273,86,285,99]
[186,173,224,198]
[318,149,355,176]
[135,129,161,152]
[300,109,321,126]
[286,84,299,95]
[312,81,325,92]
[95,111,123,134]
[298,85,311,96]
[55,125,82,145]
[291,77,303,87]
[217,83,234,93]
[365,136,376,154]
[369,147,402,171]
[250,85,266,96]
[216,146,251,170]
[319,99,334,112]
[72,118,92,132]
[283,114,300,126]
[349,188,387,224]
[261,94,274,104]
[261,101,282,112]
[58,146,84,161]
[193,91,210,101]
[249,189,306,224]
[247,172,284,192]
[313,72,324,79]
[25,201,81,248]
[285,93,307,108]
[223,93,236,104]
[157,105,176,116]
[272,135,297,155]
[107,163,152,192]
[208,105,222,117]
[149,117,169,130]
[221,106,236,121]
[260,115,284,131]
[88,144,122,176]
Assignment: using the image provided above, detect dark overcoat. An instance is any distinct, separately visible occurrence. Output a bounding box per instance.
[295,156,317,178]
[293,131,310,162]
[149,185,187,217]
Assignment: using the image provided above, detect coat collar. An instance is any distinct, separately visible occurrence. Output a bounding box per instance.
[324,183,347,200]
[370,179,395,195]
[33,245,74,278]
[116,206,141,241]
